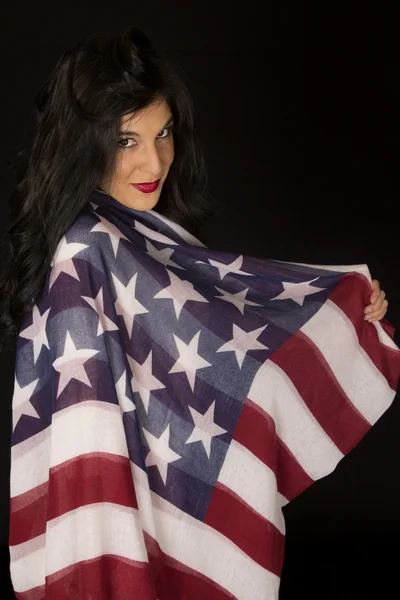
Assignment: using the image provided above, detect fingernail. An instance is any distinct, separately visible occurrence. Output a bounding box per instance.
[366,308,372,313]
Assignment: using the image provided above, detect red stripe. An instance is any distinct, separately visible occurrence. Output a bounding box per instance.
[144,531,237,600]
[270,328,372,455]
[13,541,237,600]
[10,481,48,546]
[234,398,314,501]
[204,481,285,576]
[380,316,396,340]
[14,586,45,600]
[328,272,400,391]
[14,555,155,600]
[9,453,138,546]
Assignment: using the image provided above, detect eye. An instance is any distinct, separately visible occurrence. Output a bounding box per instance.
[158,125,174,139]
[118,125,173,149]
[118,137,135,149]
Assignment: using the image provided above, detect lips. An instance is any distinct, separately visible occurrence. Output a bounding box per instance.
[131,179,160,193]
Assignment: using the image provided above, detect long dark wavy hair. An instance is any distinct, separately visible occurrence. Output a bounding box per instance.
[0,25,219,353]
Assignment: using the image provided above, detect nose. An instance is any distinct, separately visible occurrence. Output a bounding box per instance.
[137,142,163,179]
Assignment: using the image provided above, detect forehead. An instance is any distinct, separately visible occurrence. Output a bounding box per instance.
[121,97,171,129]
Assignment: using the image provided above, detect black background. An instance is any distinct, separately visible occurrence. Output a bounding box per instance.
[1,2,399,598]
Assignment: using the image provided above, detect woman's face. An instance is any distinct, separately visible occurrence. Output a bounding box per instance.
[99,97,175,211]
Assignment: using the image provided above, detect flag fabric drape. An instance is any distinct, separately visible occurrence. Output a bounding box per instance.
[9,189,400,599]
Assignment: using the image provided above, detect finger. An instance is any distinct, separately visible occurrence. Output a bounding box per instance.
[365,299,389,321]
[369,280,381,304]
[365,298,388,320]
[372,290,386,311]
[365,290,386,313]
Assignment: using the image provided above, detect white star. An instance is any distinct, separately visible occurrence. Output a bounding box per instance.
[145,238,184,270]
[214,286,262,315]
[195,255,253,280]
[112,272,149,338]
[185,401,227,458]
[216,323,269,369]
[48,236,89,291]
[269,277,323,306]
[142,423,182,485]
[153,269,209,319]
[115,370,136,414]
[81,287,119,336]
[169,331,212,392]
[126,349,165,413]
[52,330,99,398]
[148,209,207,247]
[12,377,41,432]
[133,220,178,246]
[19,305,51,364]
[90,214,130,258]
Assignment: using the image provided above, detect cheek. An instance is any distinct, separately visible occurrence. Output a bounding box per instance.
[162,141,175,167]
[114,152,137,180]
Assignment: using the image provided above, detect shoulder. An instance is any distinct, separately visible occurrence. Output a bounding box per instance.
[53,204,127,273]
[66,204,111,249]
[45,203,142,302]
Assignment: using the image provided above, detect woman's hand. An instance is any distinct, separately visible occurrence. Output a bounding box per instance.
[364,279,389,322]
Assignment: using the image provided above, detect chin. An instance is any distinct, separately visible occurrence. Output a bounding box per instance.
[132,194,160,211]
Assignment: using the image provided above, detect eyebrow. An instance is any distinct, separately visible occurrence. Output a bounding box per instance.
[119,115,174,136]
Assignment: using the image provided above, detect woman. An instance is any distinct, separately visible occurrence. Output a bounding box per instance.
[1,25,396,600]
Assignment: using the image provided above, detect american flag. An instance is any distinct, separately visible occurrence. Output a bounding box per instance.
[9,189,400,599]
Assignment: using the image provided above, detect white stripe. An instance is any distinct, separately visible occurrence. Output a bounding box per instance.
[270,261,399,350]
[271,259,372,278]
[134,220,178,245]
[11,427,51,498]
[132,463,280,600]
[248,359,344,480]
[372,319,399,350]
[11,401,127,497]
[301,299,395,421]
[10,503,147,593]
[10,432,280,599]
[148,209,207,247]
[11,470,280,600]
[10,534,45,594]
[218,439,286,534]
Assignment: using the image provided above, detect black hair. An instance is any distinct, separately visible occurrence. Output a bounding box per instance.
[0,25,219,352]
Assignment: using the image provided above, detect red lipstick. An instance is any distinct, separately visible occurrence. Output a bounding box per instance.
[131,179,160,193]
